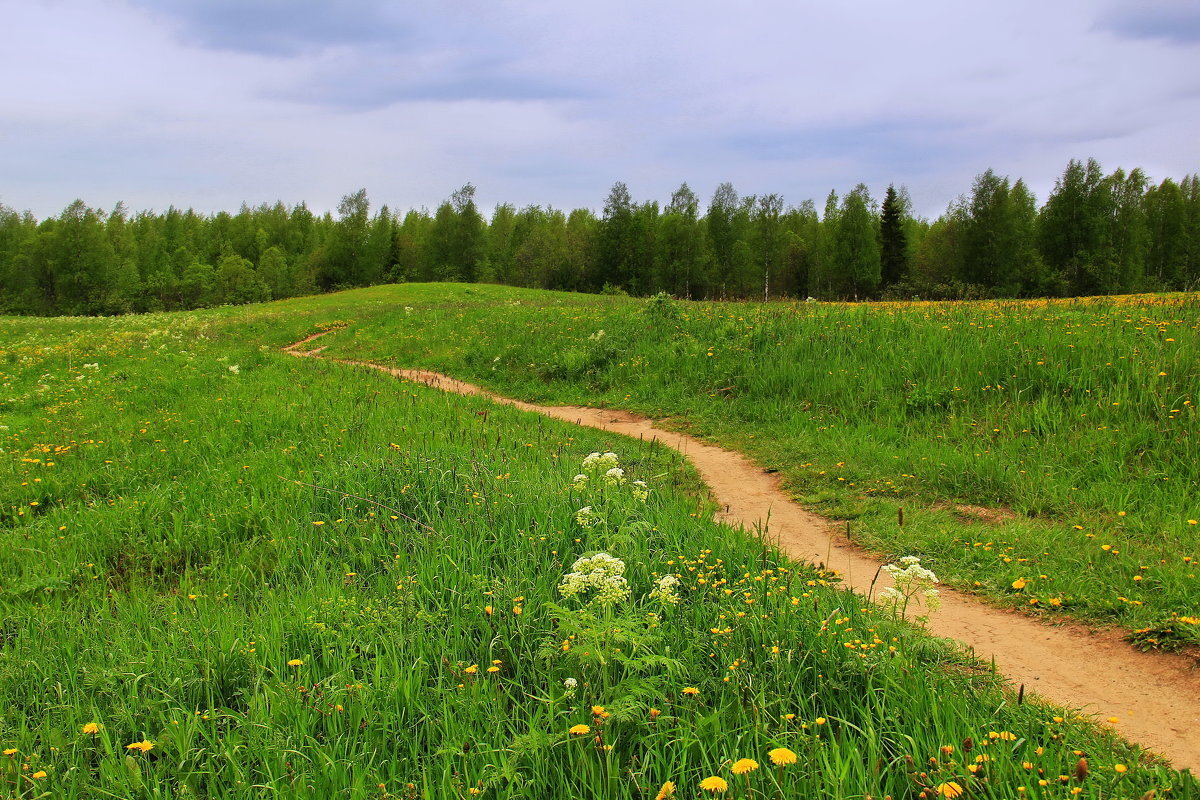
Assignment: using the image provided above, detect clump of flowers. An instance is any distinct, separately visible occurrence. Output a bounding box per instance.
[559,552,631,607]
[604,467,626,486]
[631,479,649,502]
[878,555,941,621]
[648,574,681,605]
[575,506,600,528]
[582,451,620,474]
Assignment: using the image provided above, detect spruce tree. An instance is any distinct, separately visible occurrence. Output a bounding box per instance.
[879,184,908,288]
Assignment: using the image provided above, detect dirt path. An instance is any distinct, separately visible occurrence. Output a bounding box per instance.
[285,333,1200,770]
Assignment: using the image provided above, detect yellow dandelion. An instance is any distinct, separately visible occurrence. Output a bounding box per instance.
[768,747,797,766]
[655,780,676,799]
[1114,764,1128,773]
[125,740,154,753]
[287,659,303,667]
[592,705,606,715]
[815,716,827,725]
[1011,578,1027,590]
[569,724,590,736]
[32,770,47,779]
[682,687,700,696]
[936,781,964,798]
[464,664,479,675]
[81,722,102,734]
[699,776,728,793]
[731,758,758,775]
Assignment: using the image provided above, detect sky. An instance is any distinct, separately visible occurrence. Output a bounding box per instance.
[2,0,1198,220]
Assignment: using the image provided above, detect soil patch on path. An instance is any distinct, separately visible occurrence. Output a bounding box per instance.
[285,333,1200,770]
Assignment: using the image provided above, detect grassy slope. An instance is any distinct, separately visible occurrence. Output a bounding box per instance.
[300,284,1200,648]
[0,294,1193,798]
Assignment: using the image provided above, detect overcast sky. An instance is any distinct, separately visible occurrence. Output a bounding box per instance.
[3,0,1198,220]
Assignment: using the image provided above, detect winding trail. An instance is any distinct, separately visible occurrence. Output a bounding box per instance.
[286,332,1200,770]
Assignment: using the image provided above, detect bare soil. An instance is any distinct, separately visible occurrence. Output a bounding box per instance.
[285,333,1200,770]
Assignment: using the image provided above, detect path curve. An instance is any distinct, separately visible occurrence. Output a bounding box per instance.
[285,333,1200,770]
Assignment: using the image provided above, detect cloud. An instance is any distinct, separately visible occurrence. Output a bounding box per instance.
[274,51,588,110]
[1098,2,1200,45]
[3,0,1200,221]
[721,119,971,173]
[126,0,412,56]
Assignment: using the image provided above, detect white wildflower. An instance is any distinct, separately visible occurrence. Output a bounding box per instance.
[570,552,626,577]
[594,574,630,605]
[648,574,681,605]
[558,552,631,607]
[603,467,626,486]
[877,587,904,604]
[574,506,599,528]
[581,451,620,474]
[228,365,240,374]
[879,555,940,620]
[82,363,99,370]
[572,474,589,487]
[631,479,649,502]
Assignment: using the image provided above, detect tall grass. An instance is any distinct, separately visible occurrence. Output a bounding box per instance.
[298,285,1200,645]
[1,300,1192,796]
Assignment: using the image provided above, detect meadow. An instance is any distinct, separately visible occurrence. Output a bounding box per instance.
[304,285,1200,650]
[0,289,1196,798]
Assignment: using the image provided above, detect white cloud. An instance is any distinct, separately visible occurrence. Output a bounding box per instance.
[2,0,1198,220]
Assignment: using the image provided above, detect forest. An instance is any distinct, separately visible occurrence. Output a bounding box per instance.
[1,157,1197,316]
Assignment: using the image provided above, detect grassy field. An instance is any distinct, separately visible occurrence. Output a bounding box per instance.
[0,291,1195,798]
[299,284,1200,650]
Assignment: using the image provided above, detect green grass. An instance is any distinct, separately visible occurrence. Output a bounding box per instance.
[0,293,1195,798]
[297,284,1200,648]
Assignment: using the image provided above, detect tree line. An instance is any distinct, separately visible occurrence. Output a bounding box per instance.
[1,157,1197,316]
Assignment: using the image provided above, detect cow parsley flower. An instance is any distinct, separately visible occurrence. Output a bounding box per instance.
[559,552,631,607]
[880,555,940,618]
[648,574,681,605]
[581,451,620,473]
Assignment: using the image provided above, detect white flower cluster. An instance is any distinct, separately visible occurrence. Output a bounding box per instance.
[631,479,649,503]
[648,574,681,605]
[559,552,631,607]
[563,677,578,698]
[581,451,620,473]
[603,467,626,486]
[575,506,599,528]
[572,473,589,487]
[879,556,940,614]
[588,329,606,341]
